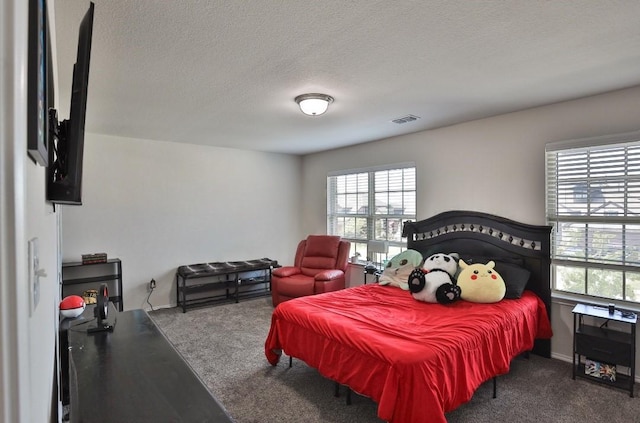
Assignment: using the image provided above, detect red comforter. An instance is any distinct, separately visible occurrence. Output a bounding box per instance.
[265,284,552,423]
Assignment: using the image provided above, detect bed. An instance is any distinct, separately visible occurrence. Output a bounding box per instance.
[264,210,553,423]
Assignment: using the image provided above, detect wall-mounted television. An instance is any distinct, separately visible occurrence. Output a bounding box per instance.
[47,2,94,205]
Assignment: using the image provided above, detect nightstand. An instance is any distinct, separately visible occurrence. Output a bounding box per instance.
[572,303,637,397]
[363,265,381,284]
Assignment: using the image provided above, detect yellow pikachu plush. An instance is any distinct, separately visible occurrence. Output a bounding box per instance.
[456,259,506,303]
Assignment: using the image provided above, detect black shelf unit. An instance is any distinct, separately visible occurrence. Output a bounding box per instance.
[62,258,123,311]
[572,303,637,397]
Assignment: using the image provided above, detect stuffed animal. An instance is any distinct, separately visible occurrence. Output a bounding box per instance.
[456,259,506,303]
[378,249,423,290]
[408,252,461,304]
[59,295,86,319]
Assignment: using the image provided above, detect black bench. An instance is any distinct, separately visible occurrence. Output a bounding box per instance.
[176,258,279,312]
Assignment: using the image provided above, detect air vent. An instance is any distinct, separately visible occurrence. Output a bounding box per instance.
[391,114,421,124]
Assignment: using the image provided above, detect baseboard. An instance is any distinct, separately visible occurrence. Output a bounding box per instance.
[143,303,174,312]
[551,352,572,363]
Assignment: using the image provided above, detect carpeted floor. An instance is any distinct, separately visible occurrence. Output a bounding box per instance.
[149,297,640,423]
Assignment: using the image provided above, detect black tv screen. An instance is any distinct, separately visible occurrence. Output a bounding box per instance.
[47,2,94,205]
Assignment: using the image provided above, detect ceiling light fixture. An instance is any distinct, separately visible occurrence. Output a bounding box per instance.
[295,93,334,116]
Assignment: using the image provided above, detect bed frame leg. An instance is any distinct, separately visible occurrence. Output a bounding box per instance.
[333,382,353,405]
[492,377,497,399]
[289,356,292,368]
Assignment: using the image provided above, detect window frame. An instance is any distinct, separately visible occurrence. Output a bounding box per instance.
[546,130,640,305]
[327,163,416,265]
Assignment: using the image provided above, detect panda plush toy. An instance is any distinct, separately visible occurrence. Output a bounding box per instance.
[408,252,462,304]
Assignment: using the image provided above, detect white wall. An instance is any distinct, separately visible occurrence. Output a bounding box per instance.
[26,154,61,423]
[1,1,61,422]
[301,85,640,366]
[61,134,302,310]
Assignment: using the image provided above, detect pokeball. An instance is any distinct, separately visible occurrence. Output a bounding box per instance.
[60,295,86,318]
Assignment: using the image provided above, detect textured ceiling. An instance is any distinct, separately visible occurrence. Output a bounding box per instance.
[53,0,640,155]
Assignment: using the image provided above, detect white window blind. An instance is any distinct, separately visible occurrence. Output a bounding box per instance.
[546,133,640,303]
[327,164,416,264]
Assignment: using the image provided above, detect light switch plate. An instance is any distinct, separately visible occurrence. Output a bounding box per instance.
[28,237,40,316]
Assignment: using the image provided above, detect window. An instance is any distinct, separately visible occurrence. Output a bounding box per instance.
[327,164,416,265]
[546,132,640,304]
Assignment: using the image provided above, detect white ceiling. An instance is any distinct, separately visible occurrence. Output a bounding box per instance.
[53,0,640,155]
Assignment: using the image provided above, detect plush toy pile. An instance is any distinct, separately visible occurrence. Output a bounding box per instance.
[379,250,508,305]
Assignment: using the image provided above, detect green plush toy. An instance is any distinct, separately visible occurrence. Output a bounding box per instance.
[456,259,506,303]
[378,249,423,290]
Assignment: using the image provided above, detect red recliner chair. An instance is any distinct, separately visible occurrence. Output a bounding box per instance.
[271,235,351,306]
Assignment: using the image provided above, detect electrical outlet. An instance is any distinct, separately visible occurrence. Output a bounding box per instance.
[149,279,156,291]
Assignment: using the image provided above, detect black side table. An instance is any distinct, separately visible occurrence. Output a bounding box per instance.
[572,303,637,397]
[363,265,381,284]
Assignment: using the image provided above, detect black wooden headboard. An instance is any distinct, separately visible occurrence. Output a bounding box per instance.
[403,210,552,358]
